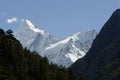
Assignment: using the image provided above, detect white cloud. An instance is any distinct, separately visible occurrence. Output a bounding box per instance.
[7,17,18,24]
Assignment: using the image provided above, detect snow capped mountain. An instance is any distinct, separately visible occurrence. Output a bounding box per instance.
[14,19,58,53]
[14,19,97,67]
[42,30,97,67]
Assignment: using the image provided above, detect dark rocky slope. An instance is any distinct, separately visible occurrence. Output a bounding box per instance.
[71,9,120,80]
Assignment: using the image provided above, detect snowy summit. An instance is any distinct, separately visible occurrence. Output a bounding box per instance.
[14,19,97,67]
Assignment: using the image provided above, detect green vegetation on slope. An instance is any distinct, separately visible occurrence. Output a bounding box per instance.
[0,28,84,80]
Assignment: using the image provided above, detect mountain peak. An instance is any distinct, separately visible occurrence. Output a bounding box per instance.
[23,19,37,29]
[18,19,45,34]
[43,29,97,67]
[69,29,97,44]
[14,19,58,53]
[21,19,39,32]
[14,19,97,67]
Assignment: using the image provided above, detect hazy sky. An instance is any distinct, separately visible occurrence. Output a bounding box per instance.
[0,0,120,38]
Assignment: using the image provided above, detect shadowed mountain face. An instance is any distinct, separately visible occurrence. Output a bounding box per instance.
[71,9,120,80]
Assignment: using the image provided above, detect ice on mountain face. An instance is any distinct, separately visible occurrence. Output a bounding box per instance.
[14,19,58,53]
[42,30,97,67]
[14,19,97,67]
[14,20,39,48]
[73,30,97,53]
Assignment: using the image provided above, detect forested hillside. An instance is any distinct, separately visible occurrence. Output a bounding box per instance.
[0,28,84,80]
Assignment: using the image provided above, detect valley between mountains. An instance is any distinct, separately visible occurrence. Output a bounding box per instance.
[0,9,120,80]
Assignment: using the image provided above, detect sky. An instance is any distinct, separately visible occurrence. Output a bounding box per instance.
[0,0,120,38]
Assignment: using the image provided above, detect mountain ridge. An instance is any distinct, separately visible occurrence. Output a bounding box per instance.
[14,19,97,67]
